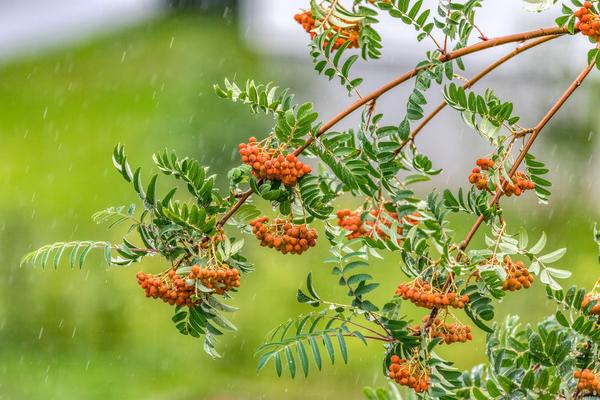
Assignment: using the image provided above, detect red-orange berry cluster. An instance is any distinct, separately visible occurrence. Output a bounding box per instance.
[421,316,473,344]
[365,209,418,241]
[468,158,534,196]
[501,256,534,291]
[136,265,240,305]
[294,10,317,39]
[582,293,600,315]
[190,264,240,295]
[250,216,317,255]
[396,279,469,309]
[336,209,368,239]
[388,355,430,393]
[574,369,600,394]
[294,10,360,49]
[239,137,311,186]
[575,2,600,42]
[468,158,494,190]
[502,171,535,197]
[137,270,197,306]
[336,208,419,241]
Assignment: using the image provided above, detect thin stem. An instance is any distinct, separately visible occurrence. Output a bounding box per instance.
[393,34,560,157]
[442,1,451,54]
[125,247,159,254]
[368,310,392,337]
[329,315,388,338]
[473,23,489,41]
[424,54,597,334]
[331,333,393,342]
[321,0,340,27]
[217,189,253,228]
[217,26,569,230]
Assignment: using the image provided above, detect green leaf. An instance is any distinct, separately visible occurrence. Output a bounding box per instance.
[538,248,566,264]
[274,352,283,377]
[308,336,322,370]
[322,333,335,364]
[529,232,547,255]
[285,346,296,378]
[306,273,321,300]
[336,331,348,364]
[296,341,310,377]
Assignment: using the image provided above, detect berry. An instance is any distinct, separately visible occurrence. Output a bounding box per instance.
[136,264,240,305]
[476,158,494,170]
[574,5,600,42]
[582,293,600,315]
[336,208,419,241]
[574,369,600,394]
[239,139,311,186]
[468,158,534,196]
[294,9,360,50]
[250,217,317,255]
[418,316,473,344]
[336,209,368,239]
[501,256,534,291]
[395,279,469,309]
[388,356,430,393]
[469,158,493,190]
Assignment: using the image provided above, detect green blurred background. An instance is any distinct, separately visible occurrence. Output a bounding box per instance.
[1,6,599,400]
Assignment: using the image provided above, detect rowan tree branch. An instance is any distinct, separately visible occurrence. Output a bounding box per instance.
[459,58,597,251]
[424,55,597,332]
[392,34,561,156]
[217,25,570,230]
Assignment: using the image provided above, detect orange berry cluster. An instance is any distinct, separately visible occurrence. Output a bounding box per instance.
[190,264,240,295]
[575,2,600,42]
[137,270,197,306]
[336,209,368,239]
[388,355,430,393]
[136,265,239,305]
[250,216,317,255]
[468,158,494,190]
[365,209,418,241]
[396,279,470,309]
[582,293,600,315]
[501,256,534,291]
[336,208,418,241]
[294,10,360,49]
[574,369,600,394]
[239,137,311,187]
[502,171,535,197]
[421,316,473,344]
[468,158,534,196]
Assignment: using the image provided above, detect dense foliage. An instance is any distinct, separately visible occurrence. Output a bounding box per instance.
[22,0,600,398]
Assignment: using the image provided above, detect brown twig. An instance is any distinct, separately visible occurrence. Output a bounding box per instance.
[292,26,568,158]
[459,58,597,251]
[216,26,569,230]
[392,34,560,157]
[473,24,489,41]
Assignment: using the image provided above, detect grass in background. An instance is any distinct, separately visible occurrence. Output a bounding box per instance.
[0,10,599,400]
